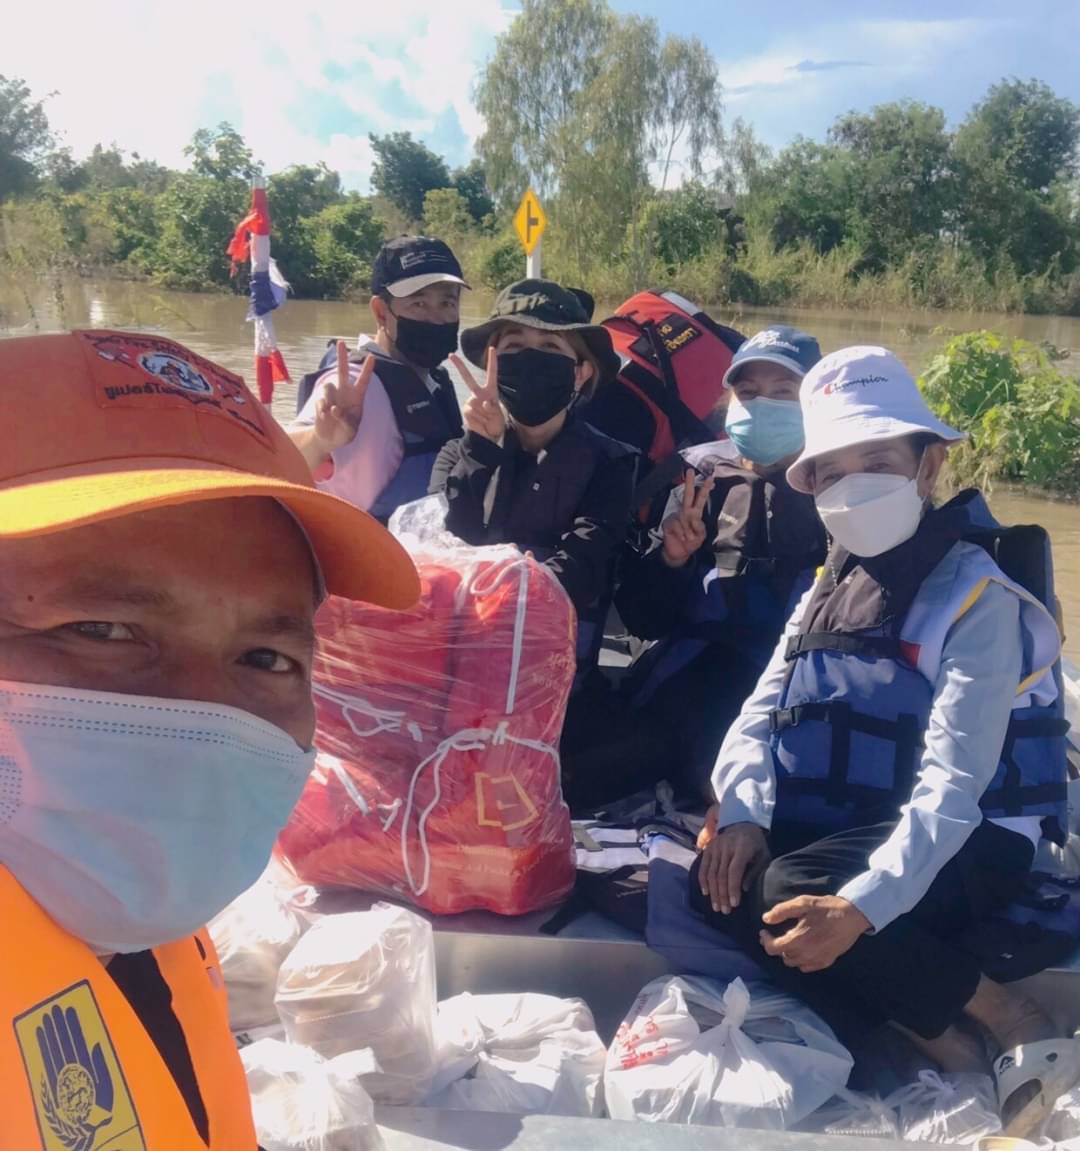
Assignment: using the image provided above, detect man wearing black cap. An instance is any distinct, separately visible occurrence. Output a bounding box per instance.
[288,236,467,522]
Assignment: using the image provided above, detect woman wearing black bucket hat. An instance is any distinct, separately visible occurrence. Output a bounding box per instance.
[430,279,665,810]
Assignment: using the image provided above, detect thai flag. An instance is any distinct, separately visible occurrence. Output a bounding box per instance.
[228,183,290,405]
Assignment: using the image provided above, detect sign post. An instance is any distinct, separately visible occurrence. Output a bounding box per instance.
[513,188,547,278]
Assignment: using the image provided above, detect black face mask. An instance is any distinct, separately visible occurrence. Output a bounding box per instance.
[391,314,459,371]
[496,347,578,427]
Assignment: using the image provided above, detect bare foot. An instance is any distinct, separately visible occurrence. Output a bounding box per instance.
[890,1020,990,1074]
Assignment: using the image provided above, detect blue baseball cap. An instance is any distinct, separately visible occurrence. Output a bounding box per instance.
[722,326,822,388]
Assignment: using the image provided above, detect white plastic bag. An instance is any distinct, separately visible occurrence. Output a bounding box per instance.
[241,1038,384,1151]
[275,903,437,1104]
[424,992,606,1117]
[604,976,853,1128]
[1038,1084,1080,1143]
[209,865,318,1032]
[802,1088,900,1139]
[887,1071,1001,1144]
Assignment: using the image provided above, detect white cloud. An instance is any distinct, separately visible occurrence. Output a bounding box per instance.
[714,17,1001,150]
[1,0,512,188]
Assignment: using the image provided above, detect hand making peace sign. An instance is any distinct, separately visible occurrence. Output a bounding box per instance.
[313,339,375,453]
[661,467,716,568]
[452,349,506,443]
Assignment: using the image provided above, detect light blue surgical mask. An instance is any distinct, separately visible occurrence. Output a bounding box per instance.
[0,680,315,954]
[724,394,805,466]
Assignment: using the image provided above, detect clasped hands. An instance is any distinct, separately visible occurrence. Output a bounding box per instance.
[697,813,870,973]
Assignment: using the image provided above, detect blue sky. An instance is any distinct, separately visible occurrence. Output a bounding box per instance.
[4,0,1079,192]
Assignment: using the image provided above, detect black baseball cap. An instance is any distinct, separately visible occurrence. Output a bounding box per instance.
[371,235,469,298]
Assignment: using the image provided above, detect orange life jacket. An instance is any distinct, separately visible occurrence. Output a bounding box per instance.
[601,290,744,464]
[0,866,256,1151]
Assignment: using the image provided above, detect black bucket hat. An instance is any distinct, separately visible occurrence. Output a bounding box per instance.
[461,279,620,384]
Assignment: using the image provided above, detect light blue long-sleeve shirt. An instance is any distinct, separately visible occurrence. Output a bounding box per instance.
[710,577,1030,932]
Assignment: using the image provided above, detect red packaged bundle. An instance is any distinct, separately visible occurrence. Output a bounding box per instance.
[277,545,577,916]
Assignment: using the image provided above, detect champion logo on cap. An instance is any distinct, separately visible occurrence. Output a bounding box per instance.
[821,373,889,397]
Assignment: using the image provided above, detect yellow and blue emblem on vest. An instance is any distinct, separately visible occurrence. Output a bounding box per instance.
[14,979,146,1150]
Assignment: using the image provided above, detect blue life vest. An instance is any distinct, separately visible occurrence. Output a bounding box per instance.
[299,343,462,523]
[769,492,1069,842]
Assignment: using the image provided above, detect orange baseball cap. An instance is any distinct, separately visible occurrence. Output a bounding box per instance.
[0,330,420,609]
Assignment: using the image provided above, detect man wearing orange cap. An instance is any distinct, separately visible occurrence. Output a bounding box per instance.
[0,330,418,1149]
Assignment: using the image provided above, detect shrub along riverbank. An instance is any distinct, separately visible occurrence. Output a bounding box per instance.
[918,331,1080,498]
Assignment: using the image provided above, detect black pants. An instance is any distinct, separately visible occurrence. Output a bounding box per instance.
[689,818,1034,1040]
[560,673,669,814]
[638,643,763,803]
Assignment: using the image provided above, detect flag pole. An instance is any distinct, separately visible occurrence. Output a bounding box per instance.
[227,175,290,408]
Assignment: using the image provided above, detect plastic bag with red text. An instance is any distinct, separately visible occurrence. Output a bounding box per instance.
[276,534,578,916]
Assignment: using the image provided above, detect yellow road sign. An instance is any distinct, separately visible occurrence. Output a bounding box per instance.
[513,188,546,256]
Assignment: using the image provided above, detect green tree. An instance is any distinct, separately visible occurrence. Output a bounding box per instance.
[126,154,172,195]
[267,163,344,294]
[184,122,259,183]
[645,183,726,270]
[302,196,385,297]
[476,0,613,205]
[91,187,160,267]
[421,187,475,250]
[451,158,495,224]
[0,75,54,199]
[752,137,855,255]
[954,80,1080,273]
[829,101,954,270]
[81,144,135,190]
[717,117,772,199]
[477,0,665,279]
[369,132,451,221]
[650,35,723,191]
[152,172,249,289]
[41,147,86,193]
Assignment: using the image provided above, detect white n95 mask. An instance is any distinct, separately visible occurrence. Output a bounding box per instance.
[814,472,925,557]
[0,680,315,954]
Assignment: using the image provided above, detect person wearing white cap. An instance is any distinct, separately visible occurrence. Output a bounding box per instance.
[693,346,1075,1136]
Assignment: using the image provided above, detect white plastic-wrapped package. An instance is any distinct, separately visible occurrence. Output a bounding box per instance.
[424,992,606,1117]
[241,1038,384,1151]
[275,904,437,1104]
[209,865,318,1032]
[604,976,853,1128]
[888,1071,1001,1144]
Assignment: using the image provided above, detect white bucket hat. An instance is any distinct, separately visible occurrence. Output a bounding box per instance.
[786,345,964,494]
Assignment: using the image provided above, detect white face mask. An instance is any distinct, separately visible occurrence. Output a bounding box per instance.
[0,681,315,954]
[814,469,925,557]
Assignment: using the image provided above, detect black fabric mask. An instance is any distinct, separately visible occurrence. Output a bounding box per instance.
[496,347,578,427]
[392,315,459,371]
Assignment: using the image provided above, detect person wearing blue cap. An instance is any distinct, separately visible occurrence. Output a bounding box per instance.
[616,326,827,801]
[694,346,1075,1136]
